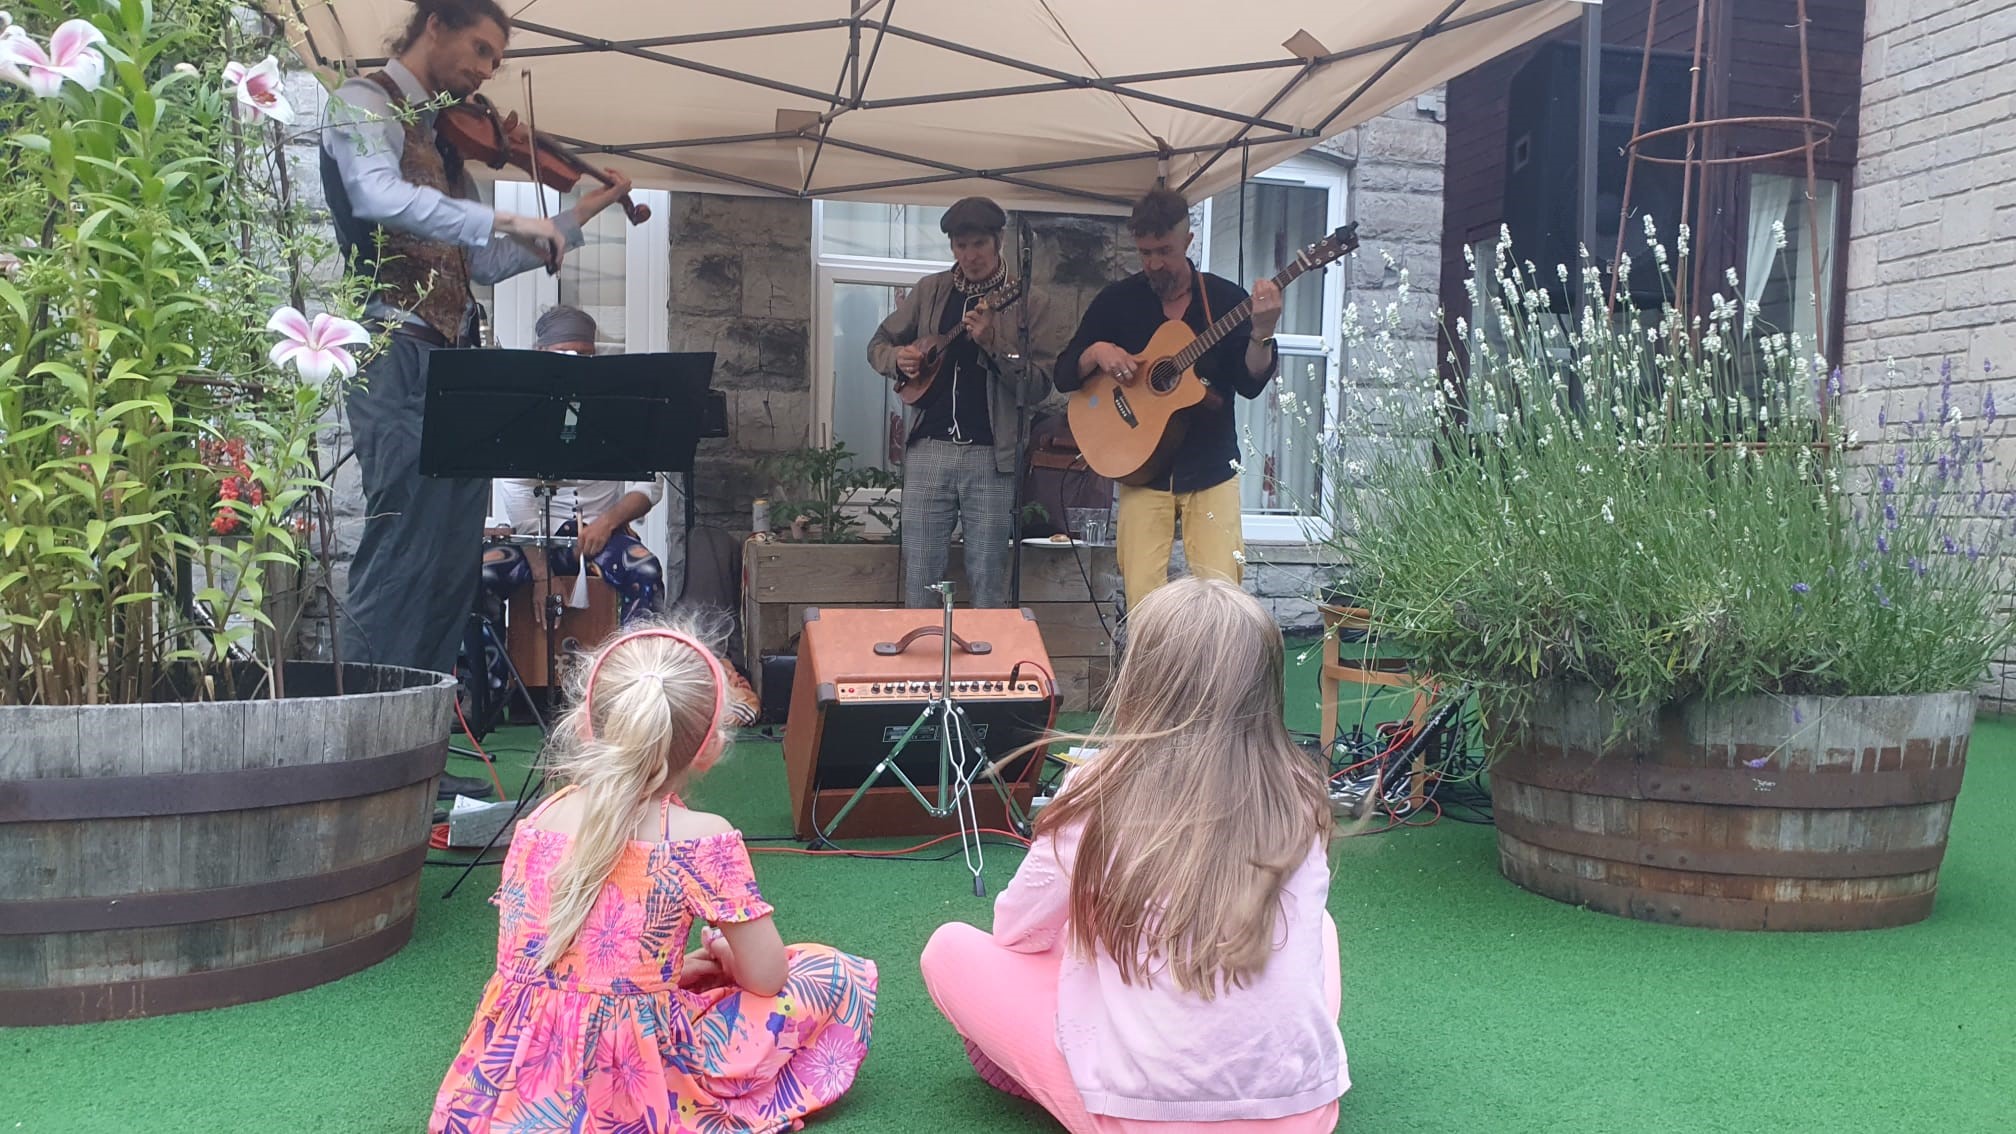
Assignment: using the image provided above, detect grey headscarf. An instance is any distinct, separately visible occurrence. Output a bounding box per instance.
[532,305,597,349]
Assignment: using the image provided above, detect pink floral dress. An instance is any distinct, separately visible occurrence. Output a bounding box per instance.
[431,790,878,1134]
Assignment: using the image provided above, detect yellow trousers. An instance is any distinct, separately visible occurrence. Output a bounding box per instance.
[1114,478,1244,607]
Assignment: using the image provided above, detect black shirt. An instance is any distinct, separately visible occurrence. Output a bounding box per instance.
[909,288,994,447]
[1055,264,1275,494]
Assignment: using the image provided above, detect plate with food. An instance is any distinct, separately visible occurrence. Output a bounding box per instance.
[1022,533,1087,548]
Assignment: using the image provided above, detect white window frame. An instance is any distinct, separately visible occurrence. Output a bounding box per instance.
[808,203,952,459]
[1194,155,1349,543]
[490,183,681,565]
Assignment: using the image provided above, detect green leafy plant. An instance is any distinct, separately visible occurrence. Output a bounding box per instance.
[1,0,365,704]
[1317,224,2014,723]
[758,440,899,544]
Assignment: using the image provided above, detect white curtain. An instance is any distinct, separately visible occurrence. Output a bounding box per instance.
[1793,182,1838,351]
[1744,174,1797,332]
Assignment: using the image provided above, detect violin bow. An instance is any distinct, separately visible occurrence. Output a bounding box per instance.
[520,70,561,275]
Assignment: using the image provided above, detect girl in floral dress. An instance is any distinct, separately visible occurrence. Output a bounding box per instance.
[432,621,877,1134]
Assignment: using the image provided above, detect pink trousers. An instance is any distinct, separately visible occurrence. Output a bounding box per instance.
[920,922,1342,1134]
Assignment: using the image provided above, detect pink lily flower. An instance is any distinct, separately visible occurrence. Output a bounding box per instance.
[222,55,294,125]
[0,18,107,98]
[267,306,370,382]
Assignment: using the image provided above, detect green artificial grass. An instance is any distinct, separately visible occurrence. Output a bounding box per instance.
[5,644,2014,1133]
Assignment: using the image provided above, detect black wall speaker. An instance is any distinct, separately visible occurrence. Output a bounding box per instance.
[1501,42,1694,309]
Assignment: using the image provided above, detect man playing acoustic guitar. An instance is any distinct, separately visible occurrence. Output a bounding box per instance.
[867,196,1068,609]
[1055,187,1284,607]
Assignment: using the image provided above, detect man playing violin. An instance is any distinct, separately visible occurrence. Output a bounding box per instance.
[866,197,1069,610]
[1055,187,1283,607]
[319,0,634,675]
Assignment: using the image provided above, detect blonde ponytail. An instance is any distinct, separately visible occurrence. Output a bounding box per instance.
[535,616,730,969]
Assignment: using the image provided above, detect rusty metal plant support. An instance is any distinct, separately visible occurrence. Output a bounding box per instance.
[1610,0,1835,395]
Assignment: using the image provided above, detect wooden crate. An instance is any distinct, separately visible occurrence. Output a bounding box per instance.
[742,538,1118,711]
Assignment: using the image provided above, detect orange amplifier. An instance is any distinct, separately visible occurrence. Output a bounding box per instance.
[783,607,1057,840]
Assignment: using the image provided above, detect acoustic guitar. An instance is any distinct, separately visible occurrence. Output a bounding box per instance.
[1066,223,1361,485]
[892,279,1027,406]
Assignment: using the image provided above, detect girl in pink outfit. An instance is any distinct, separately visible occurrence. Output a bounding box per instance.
[921,577,1348,1133]
[431,620,877,1134]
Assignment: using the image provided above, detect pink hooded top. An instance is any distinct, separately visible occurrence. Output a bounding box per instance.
[990,820,1350,1122]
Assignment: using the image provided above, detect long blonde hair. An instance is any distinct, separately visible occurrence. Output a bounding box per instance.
[536,616,732,968]
[1036,577,1332,998]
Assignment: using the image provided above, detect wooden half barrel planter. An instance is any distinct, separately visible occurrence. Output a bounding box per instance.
[1488,685,1974,930]
[0,663,455,1025]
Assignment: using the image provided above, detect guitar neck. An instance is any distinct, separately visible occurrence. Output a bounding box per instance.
[1173,262,1303,371]
[937,288,1021,351]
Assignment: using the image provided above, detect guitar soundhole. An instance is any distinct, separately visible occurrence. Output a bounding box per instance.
[1149,360,1181,393]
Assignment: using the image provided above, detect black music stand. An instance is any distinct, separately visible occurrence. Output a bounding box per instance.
[421,347,714,898]
[421,348,713,482]
[426,347,714,713]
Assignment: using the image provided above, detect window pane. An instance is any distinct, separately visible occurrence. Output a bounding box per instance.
[830,281,908,472]
[1238,350,1326,515]
[1204,181,1330,337]
[1745,174,1839,354]
[557,202,630,353]
[821,201,951,260]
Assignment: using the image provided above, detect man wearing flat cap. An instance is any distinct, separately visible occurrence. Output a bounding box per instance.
[867,197,1069,609]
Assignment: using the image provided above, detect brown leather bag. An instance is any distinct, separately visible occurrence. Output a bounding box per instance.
[1020,412,1113,537]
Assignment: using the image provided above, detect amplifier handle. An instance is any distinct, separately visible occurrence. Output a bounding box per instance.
[873,627,993,656]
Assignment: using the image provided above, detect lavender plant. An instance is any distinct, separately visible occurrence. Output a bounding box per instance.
[1319,221,2012,719]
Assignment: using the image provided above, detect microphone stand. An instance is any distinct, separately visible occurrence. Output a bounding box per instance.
[1006,217,1036,607]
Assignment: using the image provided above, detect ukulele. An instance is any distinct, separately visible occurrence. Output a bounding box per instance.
[1066,223,1361,485]
[893,280,1028,406]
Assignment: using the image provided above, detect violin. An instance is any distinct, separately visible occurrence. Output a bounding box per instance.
[435,95,651,226]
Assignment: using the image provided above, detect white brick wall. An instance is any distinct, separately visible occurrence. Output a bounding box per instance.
[1842,0,2016,707]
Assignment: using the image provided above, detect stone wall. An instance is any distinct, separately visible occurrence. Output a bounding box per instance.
[1322,92,1449,370]
[1839,0,2016,707]
[663,195,816,533]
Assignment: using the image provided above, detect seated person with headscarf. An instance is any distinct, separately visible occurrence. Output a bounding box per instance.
[478,305,759,724]
[481,305,667,625]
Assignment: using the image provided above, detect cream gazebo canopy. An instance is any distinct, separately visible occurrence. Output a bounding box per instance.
[272,0,1590,211]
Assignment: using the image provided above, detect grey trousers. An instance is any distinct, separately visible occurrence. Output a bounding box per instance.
[342,331,488,675]
[901,438,1015,609]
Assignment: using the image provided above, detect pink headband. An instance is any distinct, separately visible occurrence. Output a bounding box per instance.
[580,628,729,749]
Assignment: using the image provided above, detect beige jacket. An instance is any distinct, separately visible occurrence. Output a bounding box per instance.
[866,268,1071,475]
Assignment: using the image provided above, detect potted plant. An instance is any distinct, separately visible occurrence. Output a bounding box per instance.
[1318,228,2010,930]
[758,437,900,544]
[0,0,453,1024]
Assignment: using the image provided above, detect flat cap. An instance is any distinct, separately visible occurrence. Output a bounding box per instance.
[941,196,1007,234]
